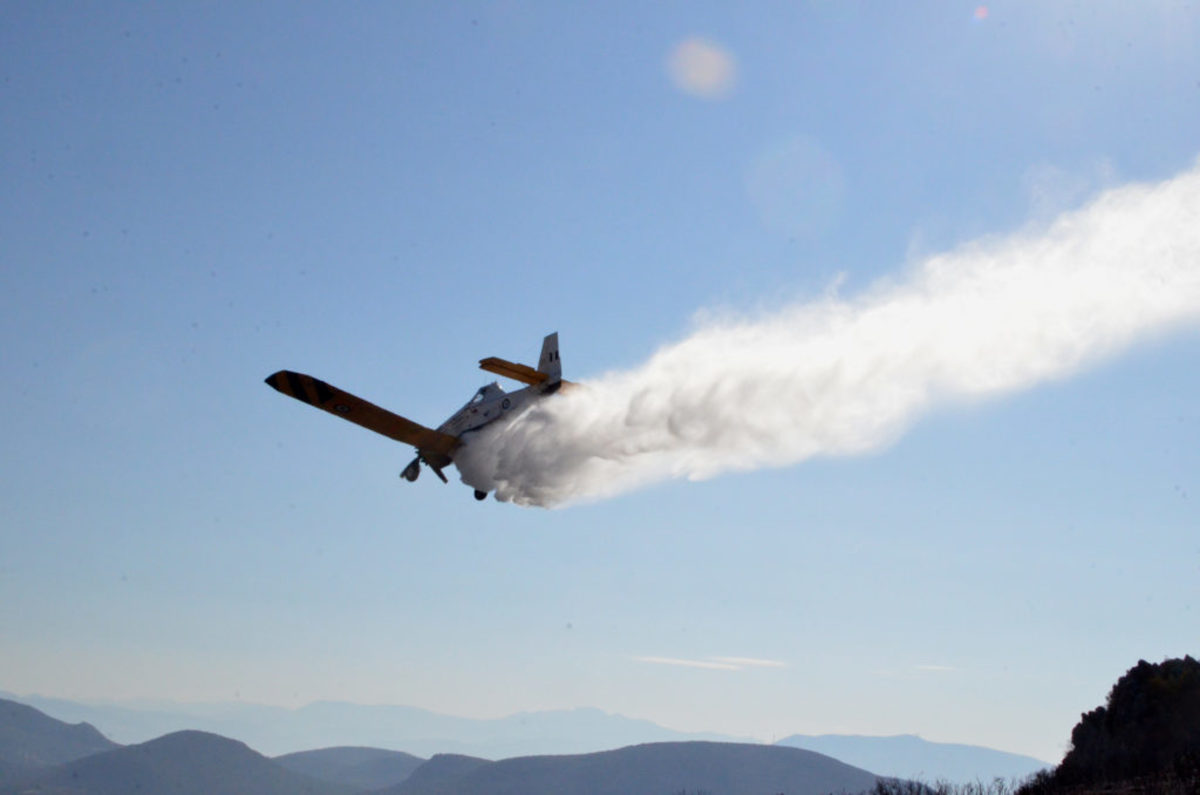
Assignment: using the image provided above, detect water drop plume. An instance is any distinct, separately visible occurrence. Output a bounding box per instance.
[456,160,1200,506]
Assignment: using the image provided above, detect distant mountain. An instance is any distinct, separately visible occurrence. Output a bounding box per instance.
[7,695,745,757]
[382,741,879,795]
[275,746,425,790]
[0,730,355,795]
[776,733,1050,784]
[391,753,490,792]
[0,698,118,784]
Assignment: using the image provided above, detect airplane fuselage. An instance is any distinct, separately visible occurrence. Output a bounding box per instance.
[437,381,540,438]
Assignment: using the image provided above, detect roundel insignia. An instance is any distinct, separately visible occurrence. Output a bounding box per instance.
[335,404,351,414]
[502,398,511,409]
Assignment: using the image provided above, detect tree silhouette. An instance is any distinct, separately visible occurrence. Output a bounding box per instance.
[1022,656,1200,792]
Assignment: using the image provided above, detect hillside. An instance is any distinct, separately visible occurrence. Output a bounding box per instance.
[1019,656,1200,793]
[384,741,878,795]
[275,746,425,790]
[777,733,1049,783]
[391,753,490,792]
[0,698,118,785]
[0,730,354,795]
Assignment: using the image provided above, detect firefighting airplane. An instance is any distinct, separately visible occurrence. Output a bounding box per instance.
[265,333,564,501]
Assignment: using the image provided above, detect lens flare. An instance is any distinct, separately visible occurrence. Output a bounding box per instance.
[666,37,737,100]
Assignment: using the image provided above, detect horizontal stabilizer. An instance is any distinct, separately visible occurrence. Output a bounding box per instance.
[478,357,548,385]
[265,370,460,458]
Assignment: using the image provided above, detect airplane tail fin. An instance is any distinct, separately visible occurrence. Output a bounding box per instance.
[478,332,564,389]
[537,332,561,384]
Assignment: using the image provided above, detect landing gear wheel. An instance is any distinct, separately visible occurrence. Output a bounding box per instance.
[474,489,488,501]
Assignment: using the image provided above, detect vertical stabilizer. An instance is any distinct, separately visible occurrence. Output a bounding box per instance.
[537,332,562,384]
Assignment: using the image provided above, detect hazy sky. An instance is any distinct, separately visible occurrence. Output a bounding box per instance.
[3,2,1199,764]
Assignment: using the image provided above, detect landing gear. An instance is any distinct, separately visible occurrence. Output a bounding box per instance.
[474,489,488,501]
[401,457,421,482]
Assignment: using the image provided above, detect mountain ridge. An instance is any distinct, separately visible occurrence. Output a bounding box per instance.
[0,697,119,785]
[777,732,1050,783]
[4,695,748,758]
[383,741,879,795]
[0,729,355,795]
[4,692,1048,784]
[275,745,425,791]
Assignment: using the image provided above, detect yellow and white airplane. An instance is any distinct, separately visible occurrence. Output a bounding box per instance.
[265,333,565,501]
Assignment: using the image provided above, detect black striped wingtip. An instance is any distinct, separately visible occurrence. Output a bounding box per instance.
[264,370,301,397]
[264,370,337,408]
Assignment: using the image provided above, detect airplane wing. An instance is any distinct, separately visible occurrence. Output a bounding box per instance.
[264,370,460,457]
[478,357,548,385]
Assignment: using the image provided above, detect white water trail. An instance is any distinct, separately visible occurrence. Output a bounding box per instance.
[456,159,1200,507]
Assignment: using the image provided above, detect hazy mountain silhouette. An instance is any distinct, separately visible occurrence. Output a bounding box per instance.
[0,698,118,784]
[776,733,1050,783]
[0,730,354,795]
[390,752,490,792]
[275,746,425,790]
[381,741,878,795]
[3,692,1049,790]
[7,696,745,757]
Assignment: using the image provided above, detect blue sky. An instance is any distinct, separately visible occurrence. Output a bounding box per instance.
[2,2,1198,763]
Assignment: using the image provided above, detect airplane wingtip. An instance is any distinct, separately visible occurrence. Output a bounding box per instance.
[264,371,288,391]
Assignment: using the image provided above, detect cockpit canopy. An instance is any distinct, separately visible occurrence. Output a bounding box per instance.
[470,383,506,404]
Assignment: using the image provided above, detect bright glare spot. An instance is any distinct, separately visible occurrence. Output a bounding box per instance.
[667,37,737,99]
